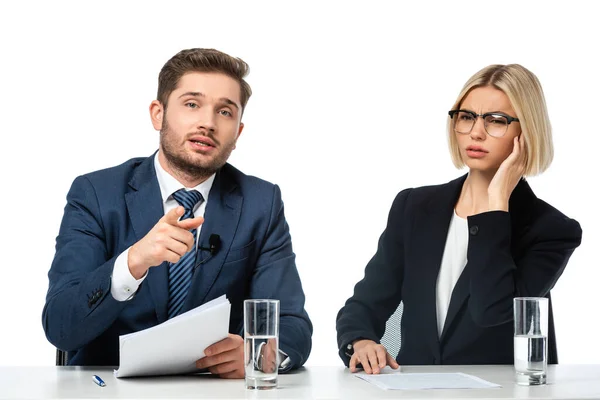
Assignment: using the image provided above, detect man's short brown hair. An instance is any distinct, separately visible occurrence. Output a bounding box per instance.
[157,48,252,113]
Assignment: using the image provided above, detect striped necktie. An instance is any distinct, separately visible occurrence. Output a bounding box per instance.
[167,188,204,319]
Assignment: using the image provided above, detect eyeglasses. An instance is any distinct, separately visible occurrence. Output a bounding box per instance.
[448,109,520,138]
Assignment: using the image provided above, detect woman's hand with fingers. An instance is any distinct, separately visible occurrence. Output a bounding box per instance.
[488,135,527,211]
[349,339,399,374]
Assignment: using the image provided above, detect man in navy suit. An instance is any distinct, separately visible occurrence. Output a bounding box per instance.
[42,48,312,377]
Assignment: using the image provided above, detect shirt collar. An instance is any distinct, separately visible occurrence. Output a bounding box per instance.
[153,152,215,204]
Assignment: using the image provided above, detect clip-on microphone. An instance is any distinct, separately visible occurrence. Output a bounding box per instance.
[195,233,221,268]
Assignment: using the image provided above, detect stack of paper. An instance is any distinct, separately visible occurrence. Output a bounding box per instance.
[115,295,231,378]
[356,371,501,390]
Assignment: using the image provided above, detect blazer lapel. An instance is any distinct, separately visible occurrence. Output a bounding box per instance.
[185,165,243,309]
[124,154,170,323]
[439,174,476,340]
[411,175,466,357]
[440,264,471,340]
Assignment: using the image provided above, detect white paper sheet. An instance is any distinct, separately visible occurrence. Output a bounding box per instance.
[115,295,230,378]
[356,371,501,390]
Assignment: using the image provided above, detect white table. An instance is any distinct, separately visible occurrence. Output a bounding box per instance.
[1,365,599,399]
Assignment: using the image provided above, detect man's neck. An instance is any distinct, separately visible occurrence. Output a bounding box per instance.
[158,151,210,188]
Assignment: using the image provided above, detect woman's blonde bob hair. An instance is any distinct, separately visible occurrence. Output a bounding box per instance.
[447,64,553,176]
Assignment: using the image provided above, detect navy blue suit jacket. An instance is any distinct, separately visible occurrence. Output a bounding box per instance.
[42,155,312,368]
[337,175,582,366]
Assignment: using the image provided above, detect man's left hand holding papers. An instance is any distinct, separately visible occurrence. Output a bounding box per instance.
[196,334,245,379]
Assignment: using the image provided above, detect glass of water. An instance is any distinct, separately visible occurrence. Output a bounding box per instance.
[244,299,279,390]
[513,297,548,385]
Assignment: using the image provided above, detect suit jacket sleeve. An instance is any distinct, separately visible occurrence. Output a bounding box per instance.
[335,189,410,366]
[466,210,582,327]
[42,176,128,351]
[248,184,313,371]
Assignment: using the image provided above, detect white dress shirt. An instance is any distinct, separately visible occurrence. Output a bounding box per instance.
[435,209,469,337]
[110,153,215,301]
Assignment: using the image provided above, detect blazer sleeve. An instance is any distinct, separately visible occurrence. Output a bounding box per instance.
[466,210,582,327]
[248,184,313,372]
[42,176,128,351]
[336,189,410,366]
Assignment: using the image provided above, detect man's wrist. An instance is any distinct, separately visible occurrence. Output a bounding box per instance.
[278,349,291,371]
[127,246,147,279]
[112,248,147,301]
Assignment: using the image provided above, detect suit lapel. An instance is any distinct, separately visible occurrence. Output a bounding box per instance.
[411,175,466,356]
[185,165,243,309]
[437,174,476,341]
[440,264,471,340]
[124,154,170,323]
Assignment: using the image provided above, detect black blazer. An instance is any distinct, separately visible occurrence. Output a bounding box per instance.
[337,175,582,366]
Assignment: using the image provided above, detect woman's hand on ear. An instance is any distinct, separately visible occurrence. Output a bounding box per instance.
[488,135,527,211]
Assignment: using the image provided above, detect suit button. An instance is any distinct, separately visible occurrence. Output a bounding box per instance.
[469,225,479,235]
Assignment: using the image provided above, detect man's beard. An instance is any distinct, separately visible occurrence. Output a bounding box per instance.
[160,118,235,180]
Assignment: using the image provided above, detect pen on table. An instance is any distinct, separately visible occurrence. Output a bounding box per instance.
[92,375,106,387]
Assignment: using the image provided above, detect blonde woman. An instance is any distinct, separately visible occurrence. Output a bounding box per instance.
[336,64,582,373]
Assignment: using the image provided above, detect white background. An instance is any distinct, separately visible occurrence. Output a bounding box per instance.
[1,1,598,367]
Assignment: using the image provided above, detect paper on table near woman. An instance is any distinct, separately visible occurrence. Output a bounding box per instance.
[114,295,231,378]
[356,367,501,390]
